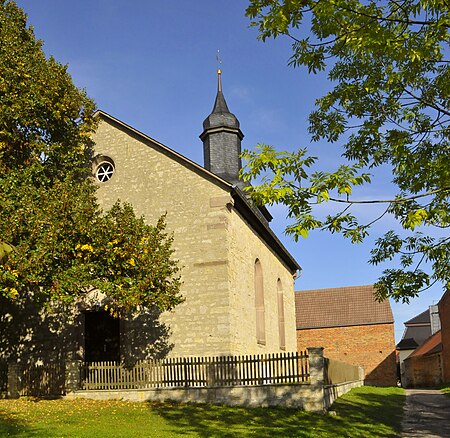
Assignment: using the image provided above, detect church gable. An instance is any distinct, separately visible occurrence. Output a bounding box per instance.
[92,111,299,275]
[92,113,237,356]
[92,111,233,227]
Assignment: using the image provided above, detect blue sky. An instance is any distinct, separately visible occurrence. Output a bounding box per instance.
[15,0,444,342]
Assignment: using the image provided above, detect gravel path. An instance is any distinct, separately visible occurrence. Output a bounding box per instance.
[401,389,450,437]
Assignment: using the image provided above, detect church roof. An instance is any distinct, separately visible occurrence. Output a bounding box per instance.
[212,89,230,113]
[202,90,241,131]
[295,285,394,329]
[93,110,300,274]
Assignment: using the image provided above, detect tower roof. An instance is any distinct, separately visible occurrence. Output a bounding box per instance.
[202,69,241,132]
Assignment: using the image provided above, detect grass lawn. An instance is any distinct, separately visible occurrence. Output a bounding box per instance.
[442,385,450,398]
[0,386,404,437]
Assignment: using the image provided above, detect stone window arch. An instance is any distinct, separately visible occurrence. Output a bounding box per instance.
[277,278,286,350]
[255,259,266,345]
[93,155,115,183]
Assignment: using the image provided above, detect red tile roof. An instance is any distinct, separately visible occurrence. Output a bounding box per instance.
[408,330,442,358]
[295,285,394,329]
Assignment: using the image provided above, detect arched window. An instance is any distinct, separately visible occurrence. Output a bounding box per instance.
[277,279,286,350]
[254,259,266,345]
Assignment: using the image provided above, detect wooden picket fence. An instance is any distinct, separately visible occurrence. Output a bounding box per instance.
[82,351,309,390]
[0,361,7,394]
[20,361,65,396]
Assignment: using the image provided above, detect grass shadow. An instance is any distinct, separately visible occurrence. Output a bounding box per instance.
[331,386,405,435]
[150,386,405,437]
[0,410,33,436]
[441,385,450,398]
[151,402,337,437]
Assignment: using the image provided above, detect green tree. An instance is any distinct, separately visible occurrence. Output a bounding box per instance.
[244,0,450,302]
[0,1,182,313]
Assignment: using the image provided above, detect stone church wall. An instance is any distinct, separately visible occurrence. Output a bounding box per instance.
[91,117,297,358]
[228,209,297,354]
[2,115,299,367]
[93,118,233,357]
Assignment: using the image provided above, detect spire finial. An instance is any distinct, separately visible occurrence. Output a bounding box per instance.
[216,50,222,92]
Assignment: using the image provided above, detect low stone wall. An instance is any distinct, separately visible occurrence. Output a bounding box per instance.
[68,383,323,410]
[324,380,364,408]
[312,347,364,409]
[65,347,363,412]
[67,379,363,412]
[322,356,364,407]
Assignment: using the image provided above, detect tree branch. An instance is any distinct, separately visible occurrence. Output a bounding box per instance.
[403,88,450,117]
[340,5,437,26]
[327,187,450,204]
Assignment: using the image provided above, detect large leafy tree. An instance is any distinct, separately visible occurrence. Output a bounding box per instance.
[0,1,182,313]
[244,0,450,302]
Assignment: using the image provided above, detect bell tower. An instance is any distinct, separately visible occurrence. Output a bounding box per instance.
[200,68,244,188]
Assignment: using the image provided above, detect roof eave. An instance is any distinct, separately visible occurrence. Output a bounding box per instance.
[297,320,394,330]
[94,109,233,190]
[231,187,301,274]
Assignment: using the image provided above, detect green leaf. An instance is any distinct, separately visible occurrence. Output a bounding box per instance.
[0,242,13,261]
[403,209,428,230]
[245,0,450,300]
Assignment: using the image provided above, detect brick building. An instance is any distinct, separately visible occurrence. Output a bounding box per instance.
[438,289,450,382]
[396,307,440,386]
[295,285,396,386]
[403,330,443,387]
[399,289,450,387]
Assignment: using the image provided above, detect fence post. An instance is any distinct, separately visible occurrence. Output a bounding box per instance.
[65,360,82,393]
[306,347,325,412]
[358,365,365,382]
[7,362,20,399]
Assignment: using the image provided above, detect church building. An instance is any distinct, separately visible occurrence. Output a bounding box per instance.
[90,70,301,359]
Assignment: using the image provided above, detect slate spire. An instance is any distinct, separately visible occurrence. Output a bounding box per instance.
[200,68,244,188]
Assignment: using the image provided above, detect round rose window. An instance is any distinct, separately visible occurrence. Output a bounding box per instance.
[95,161,115,182]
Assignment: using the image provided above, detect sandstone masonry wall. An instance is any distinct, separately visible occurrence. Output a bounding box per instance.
[93,119,232,356]
[228,208,297,354]
[92,118,297,357]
